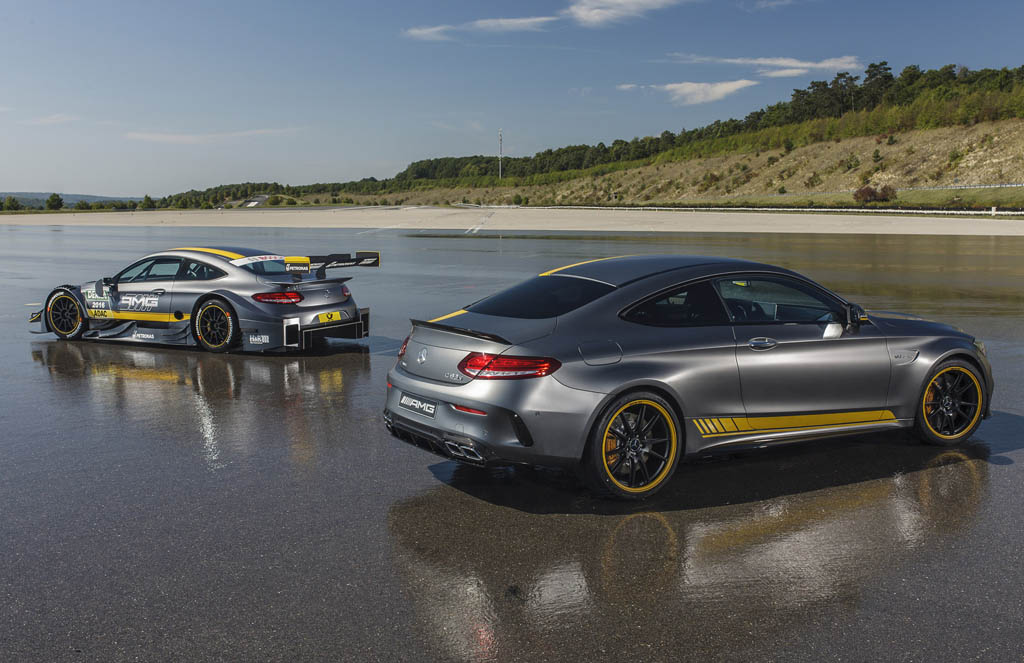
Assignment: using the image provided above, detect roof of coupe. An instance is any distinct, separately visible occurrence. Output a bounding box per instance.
[546,254,782,286]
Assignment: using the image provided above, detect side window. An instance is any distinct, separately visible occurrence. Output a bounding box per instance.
[180,260,226,281]
[140,258,182,281]
[623,280,730,327]
[116,259,155,283]
[715,276,839,323]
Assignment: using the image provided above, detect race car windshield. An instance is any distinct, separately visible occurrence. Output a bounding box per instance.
[240,260,290,276]
[467,275,614,319]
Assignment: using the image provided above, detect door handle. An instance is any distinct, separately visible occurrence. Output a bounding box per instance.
[150,289,166,295]
[748,337,778,350]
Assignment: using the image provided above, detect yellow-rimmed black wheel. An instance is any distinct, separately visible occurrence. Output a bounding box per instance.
[46,290,85,340]
[915,360,985,446]
[584,392,681,500]
[194,298,239,353]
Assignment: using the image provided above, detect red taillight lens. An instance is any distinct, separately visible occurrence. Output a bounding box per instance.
[341,284,351,297]
[253,292,303,304]
[457,352,561,380]
[453,404,487,415]
[397,335,410,358]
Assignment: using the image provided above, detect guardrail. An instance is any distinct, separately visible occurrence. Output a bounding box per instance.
[453,203,1024,216]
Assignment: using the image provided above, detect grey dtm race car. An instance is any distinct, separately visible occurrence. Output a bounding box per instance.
[384,254,993,500]
[30,246,379,352]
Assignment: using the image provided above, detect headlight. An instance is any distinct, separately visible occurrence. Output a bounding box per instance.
[973,339,987,356]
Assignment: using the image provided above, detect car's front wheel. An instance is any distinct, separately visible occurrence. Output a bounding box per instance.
[584,392,682,500]
[46,290,86,340]
[193,298,239,352]
[915,359,985,446]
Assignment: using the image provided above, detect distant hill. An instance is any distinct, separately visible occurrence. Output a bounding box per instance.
[0,192,143,206]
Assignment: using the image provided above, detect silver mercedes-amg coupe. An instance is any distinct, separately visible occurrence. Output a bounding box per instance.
[383,255,993,499]
[30,246,378,352]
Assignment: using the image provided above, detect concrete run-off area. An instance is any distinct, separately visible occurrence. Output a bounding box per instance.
[4,205,1024,235]
[1,223,1022,660]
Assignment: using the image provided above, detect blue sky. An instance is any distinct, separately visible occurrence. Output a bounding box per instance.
[1,0,1021,196]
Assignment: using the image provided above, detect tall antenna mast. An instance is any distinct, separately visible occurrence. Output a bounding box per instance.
[498,128,503,180]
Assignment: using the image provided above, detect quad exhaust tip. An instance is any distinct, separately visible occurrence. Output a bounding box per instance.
[444,440,484,462]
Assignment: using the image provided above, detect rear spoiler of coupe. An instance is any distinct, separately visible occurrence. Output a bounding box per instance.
[231,251,380,280]
[409,318,512,345]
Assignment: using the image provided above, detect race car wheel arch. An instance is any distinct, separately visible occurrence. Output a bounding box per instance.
[193,296,240,353]
[45,287,86,340]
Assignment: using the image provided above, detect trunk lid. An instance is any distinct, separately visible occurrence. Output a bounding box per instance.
[258,275,352,308]
[401,312,555,384]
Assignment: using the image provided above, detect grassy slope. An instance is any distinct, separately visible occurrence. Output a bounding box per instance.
[314,119,1024,210]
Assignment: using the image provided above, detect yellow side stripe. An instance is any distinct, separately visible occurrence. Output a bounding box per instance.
[429,309,467,323]
[171,247,244,259]
[89,310,189,323]
[694,410,897,438]
[538,255,632,276]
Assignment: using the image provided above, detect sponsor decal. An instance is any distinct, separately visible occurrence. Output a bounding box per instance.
[89,309,111,318]
[249,334,270,345]
[399,394,437,417]
[132,331,155,340]
[84,289,108,301]
[317,310,345,323]
[87,300,108,310]
[118,293,160,312]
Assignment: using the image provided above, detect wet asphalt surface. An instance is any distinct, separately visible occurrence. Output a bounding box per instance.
[1,224,1023,661]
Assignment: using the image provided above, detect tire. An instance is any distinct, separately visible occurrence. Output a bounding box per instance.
[914,359,986,446]
[193,298,239,353]
[46,289,86,340]
[583,391,682,500]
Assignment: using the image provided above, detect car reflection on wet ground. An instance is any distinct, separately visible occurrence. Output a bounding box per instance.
[2,224,1023,660]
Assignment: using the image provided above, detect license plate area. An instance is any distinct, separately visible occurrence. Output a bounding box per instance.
[317,310,343,324]
[398,392,438,418]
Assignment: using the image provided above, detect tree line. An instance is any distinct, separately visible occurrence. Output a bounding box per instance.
[144,61,1024,208]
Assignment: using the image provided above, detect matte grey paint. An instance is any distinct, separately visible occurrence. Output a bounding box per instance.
[384,255,993,468]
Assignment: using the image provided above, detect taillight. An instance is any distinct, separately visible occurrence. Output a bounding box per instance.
[253,292,303,304]
[397,335,410,358]
[341,284,351,297]
[457,352,561,380]
[453,404,487,415]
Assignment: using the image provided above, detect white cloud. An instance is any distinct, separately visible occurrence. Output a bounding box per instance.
[404,25,456,41]
[406,16,558,40]
[124,127,298,145]
[760,67,810,77]
[21,113,78,126]
[430,120,484,133]
[754,0,795,8]
[564,0,687,26]
[0,106,12,113]
[620,80,759,105]
[468,17,559,31]
[670,53,862,72]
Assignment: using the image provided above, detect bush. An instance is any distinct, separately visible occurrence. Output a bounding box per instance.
[872,149,883,163]
[783,138,794,153]
[887,134,898,145]
[3,196,22,211]
[74,200,91,210]
[512,194,523,205]
[285,197,297,206]
[313,198,320,204]
[267,195,282,206]
[224,203,233,209]
[854,185,898,203]
[804,172,823,188]
[777,186,787,194]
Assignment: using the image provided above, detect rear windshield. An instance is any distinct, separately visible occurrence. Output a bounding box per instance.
[467,275,615,319]
[241,260,290,276]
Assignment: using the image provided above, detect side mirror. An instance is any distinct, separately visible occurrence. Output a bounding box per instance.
[97,277,114,296]
[842,303,866,332]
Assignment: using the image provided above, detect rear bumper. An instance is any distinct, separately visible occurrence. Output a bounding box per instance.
[384,410,499,466]
[241,307,369,351]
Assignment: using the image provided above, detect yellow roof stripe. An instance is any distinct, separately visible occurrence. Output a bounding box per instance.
[429,309,467,323]
[171,247,245,259]
[538,255,632,277]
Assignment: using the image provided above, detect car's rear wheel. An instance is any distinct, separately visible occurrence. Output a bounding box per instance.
[47,290,85,340]
[915,360,985,446]
[584,392,681,500]
[194,298,239,353]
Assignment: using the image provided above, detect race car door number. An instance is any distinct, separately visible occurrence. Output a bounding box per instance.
[398,392,437,418]
[317,311,343,323]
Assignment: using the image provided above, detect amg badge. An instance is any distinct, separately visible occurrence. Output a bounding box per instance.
[398,393,437,418]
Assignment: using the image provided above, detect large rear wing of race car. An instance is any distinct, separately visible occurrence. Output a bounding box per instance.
[230,251,380,281]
